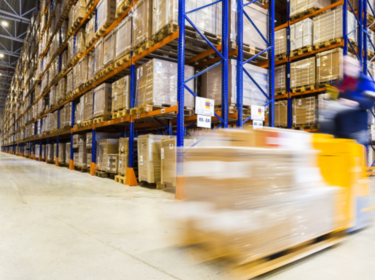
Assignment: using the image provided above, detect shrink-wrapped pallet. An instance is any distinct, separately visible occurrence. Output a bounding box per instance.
[152,0,178,37]
[98,139,119,171]
[275,28,287,56]
[290,0,330,18]
[86,132,93,148]
[290,57,315,89]
[242,4,268,50]
[65,142,71,165]
[201,59,268,107]
[138,134,170,183]
[73,134,84,149]
[275,65,286,92]
[75,98,84,125]
[132,0,153,49]
[60,107,66,128]
[58,77,66,102]
[115,15,131,59]
[292,96,316,126]
[103,29,117,66]
[83,90,94,121]
[161,137,177,187]
[316,48,343,85]
[94,83,112,118]
[41,71,49,93]
[97,0,116,31]
[118,153,128,175]
[77,137,87,167]
[86,17,95,47]
[73,64,80,90]
[74,0,87,24]
[67,36,74,63]
[47,144,54,162]
[66,70,73,94]
[94,38,104,74]
[313,7,357,46]
[112,76,130,111]
[75,27,86,56]
[65,103,72,128]
[275,100,288,127]
[136,59,194,108]
[58,143,66,164]
[87,54,95,81]
[290,18,313,51]
[106,154,118,173]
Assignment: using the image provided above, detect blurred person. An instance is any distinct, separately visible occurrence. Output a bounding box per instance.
[319,56,375,146]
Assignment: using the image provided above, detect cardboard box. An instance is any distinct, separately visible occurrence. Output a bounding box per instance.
[106,154,118,173]
[161,137,177,187]
[115,15,132,59]
[112,76,130,111]
[275,100,288,127]
[290,0,330,18]
[316,48,343,84]
[97,0,116,31]
[132,0,153,48]
[94,83,112,118]
[290,57,315,88]
[58,143,66,164]
[275,28,287,55]
[83,90,94,121]
[275,65,286,92]
[94,38,104,74]
[98,139,119,171]
[292,96,316,126]
[104,29,117,66]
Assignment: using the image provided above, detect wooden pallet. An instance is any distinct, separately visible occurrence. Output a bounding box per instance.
[74,165,88,172]
[290,7,320,21]
[130,104,165,116]
[153,22,179,43]
[95,170,115,179]
[293,123,318,130]
[275,53,287,61]
[291,84,315,93]
[291,46,313,57]
[115,53,131,67]
[115,0,132,18]
[81,120,93,127]
[93,116,111,124]
[314,37,343,50]
[115,175,126,184]
[112,108,129,119]
[133,39,155,56]
[276,89,287,96]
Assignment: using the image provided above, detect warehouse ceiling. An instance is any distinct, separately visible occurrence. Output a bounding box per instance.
[0,0,38,110]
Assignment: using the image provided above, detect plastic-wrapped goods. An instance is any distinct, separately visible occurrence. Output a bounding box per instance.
[76,98,85,125]
[136,59,195,108]
[75,27,86,56]
[86,17,96,47]
[87,54,95,81]
[316,48,343,85]
[153,0,178,37]
[119,137,128,154]
[275,100,288,127]
[74,0,87,24]
[60,107,66,128]
[106,154,118,173]
[97,0,116,31]
[290,57,315,89]
[61,50,68,71]
[53,144,57,162]
[161,137,177,187]
[103,29,117,66]
[313,7,357,46]
[115,15,131,59]
[47,144,54,162]
[86,132,93,148]
[275,29,287,56]
[35,144,40,157]
[243,4,268,50]
[58,143,66,164]
[112,76,130,111]
[202,60,268,107]
[292,96,316,126]
[66,70,73,94]
[41,145,46,160]
[132,0,153,49]
[275,65,286,92]
[50,86,56,107]
[65,142,71,165]
[94,83,112,118]
[77,136,87,167]
[83,90,94,121]
[290,0,330,18]
[94,39,104,74]
[74,152,79,166]
[290,18,313,51]
[138,134,171,183]
[118,153,128,175]
[41,71,49,93]
[67,36,74,63]
[73,64,80,90]
[98,139,119,171]
[58,77,66,102]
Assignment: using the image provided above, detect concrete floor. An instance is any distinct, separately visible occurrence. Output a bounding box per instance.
[1,152,375,280]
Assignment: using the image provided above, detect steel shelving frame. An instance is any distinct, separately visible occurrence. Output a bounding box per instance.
[0,1,305,190]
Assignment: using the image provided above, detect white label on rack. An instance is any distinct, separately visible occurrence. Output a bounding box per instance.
[251,105,265,121]
[253,120,263,129]
[195,97,215,116]
[317,58,320,67]
[161,108,165,113]
[139,155,143,165]
[137,68,140,80]
[197,115,211,128]
[156,61,162,74]
[161,148,164,160]
[169,144,173,149]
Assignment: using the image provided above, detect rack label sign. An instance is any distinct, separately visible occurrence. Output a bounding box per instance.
[197,115,211,128]
[195,97,214,116]
[253,120,263,129]
[251,105,265,121]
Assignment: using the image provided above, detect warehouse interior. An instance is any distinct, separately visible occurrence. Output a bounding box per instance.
[1,0,375,279]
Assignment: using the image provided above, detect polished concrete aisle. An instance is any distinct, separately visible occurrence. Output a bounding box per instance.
[0,152,375,280]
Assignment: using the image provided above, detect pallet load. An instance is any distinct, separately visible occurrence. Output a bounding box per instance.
[290,57,315,92]
[94,39,104,74]
[133,0,153,56]
[78,55,88,88]
[83,90,94,124]
[275,100,288,128]
[86,17,96,48]
[313,6,357,49]
[112,76,130,117]
[96,0,116,34]
[316,48,343,86]
[242,4,268,52]
[65,142,71,165]
[118,137,128,176]
[115,15,131,63]
[275,28,287,58]
[93,83,112,122]
[35,144,40,158]
[53,144,57,162]
[75,27,86,58]
[290,18,313,54]
[103,29,117,67]
[66,70,73,95]
[46,144,54,163]
[58,143,66,165]
[137,134,170,185]
[202,60,268,109]
[290,0,330,20]
[106,154,119,173]
[136,59,194,110]
[275,65,286,95]
[76,136,87,168]
[98,139,119,172]
[160,137,177,188]
[292,96,316,129]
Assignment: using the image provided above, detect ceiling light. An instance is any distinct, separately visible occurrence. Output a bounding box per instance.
[1,21,8,27]
[0,54,4,58]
